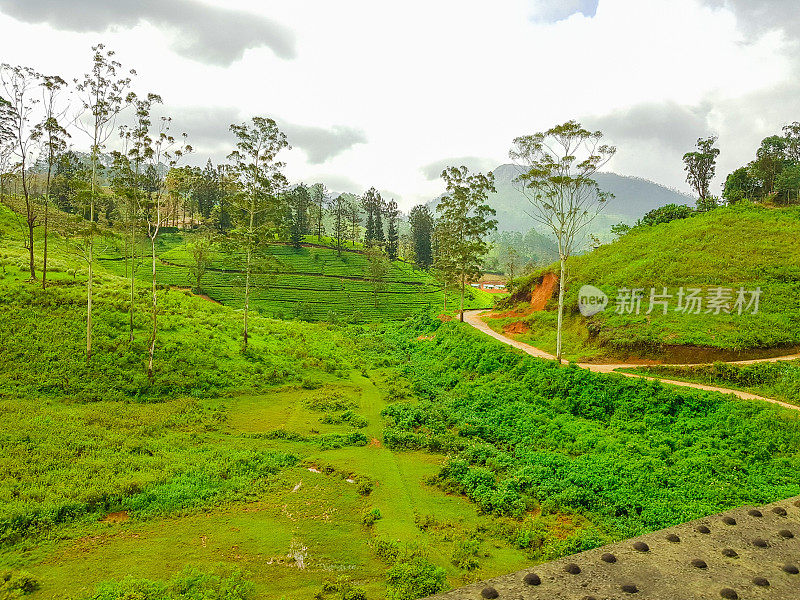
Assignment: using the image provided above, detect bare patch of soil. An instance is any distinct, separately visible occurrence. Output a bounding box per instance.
[101,511,129,524]
[503,321,530,334]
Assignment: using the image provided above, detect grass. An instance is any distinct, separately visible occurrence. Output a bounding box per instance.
[4,200,800,599]
[489,203,800,360]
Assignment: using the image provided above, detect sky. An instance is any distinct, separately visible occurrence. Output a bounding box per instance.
[0,0,798,210]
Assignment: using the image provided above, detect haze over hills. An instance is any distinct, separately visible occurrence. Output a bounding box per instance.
[485,164,695,232]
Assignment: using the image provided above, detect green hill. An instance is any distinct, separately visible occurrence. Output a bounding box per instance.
[486,203,800,361]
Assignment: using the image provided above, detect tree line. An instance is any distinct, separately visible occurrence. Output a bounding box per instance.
[0,43,506,375]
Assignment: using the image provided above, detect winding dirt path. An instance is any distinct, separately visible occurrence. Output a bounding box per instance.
[463,310,800,412]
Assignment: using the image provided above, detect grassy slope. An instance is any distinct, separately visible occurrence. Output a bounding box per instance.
[487,203,800,361]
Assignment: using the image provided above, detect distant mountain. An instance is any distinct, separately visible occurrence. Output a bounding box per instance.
[485,164,694,232]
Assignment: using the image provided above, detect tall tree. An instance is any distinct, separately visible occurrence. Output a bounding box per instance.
[510,120,615,360]
[751,135,787,197]
[365,246,389,308]
[347,198,361,247]
[362,187,378,244]
[288,183,310,248]
[32,74,69,289]
[1,63,41,280]
[128,92,191,377]
[782,121,800,163]
[329,193,348,255]
[435,166,497,322]
[385,199,399,260]
[682,136,720,201]
[227,116,289,348]
[374,191,385,244]
[74,44,134,362]
[408,204,434,269]
[309,182,327,241]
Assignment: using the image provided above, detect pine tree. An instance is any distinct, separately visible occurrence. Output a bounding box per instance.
[386,199,399,260]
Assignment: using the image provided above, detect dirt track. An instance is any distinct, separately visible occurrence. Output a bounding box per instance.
[463,309,800,412]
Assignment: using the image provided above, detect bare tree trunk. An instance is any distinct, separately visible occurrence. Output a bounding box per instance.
[42,203,48,289]
[129,219,136,342]
[556,255,565,362]
[459,270,465,322]
[147,233,157,379]
[244,246,251,348]
[27,218,35,280]
[87,157,96,364]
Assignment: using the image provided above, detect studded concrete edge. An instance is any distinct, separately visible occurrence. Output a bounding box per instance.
[424,495,800,600]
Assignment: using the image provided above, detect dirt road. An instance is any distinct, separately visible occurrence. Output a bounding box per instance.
[463,310,800,412]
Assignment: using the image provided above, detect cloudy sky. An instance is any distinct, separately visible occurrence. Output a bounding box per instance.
[0,0,798,209]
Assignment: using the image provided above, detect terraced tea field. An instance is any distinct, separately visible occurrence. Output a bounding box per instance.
[98,235,492,321]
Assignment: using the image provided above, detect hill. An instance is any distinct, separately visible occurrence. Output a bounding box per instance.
[3,201,800,598]
[428,164,694,235]
[483,203,800,361]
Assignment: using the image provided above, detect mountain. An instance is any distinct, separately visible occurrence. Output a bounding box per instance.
[486,164,695,232]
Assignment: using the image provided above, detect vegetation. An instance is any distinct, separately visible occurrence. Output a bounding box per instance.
[509,120,615,359]
[491,202,800,360]
[621,360,800,407]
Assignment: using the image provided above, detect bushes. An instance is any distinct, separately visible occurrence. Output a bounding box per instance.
[379,321,800,539]
[85,568,253,600]
[385,557,447,600]
[0,570,39,598]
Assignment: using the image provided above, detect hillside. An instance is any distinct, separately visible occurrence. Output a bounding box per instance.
[483,203,800,361]
[3,201,800,599]
[429,164,694,235]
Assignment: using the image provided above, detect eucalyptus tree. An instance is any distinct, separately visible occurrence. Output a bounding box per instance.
[0,96,15,200]
[347,198,361,247]
[434,166,497,321]
[510,120,615,360]
[0,63,41,280]
[128,92,190,377]
[329,193,348,255]
[682,136,720,202]
[309,182,327,241]
[227,116,289,347]
[32,75,69,289]
[74,44,135,361]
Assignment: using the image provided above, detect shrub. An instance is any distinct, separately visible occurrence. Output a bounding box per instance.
[385,558,447,600]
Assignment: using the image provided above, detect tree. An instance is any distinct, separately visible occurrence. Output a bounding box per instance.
[782,121,800,163]
[502,246,520,282]
[682,136,719,201]
[227,116,289,348]
[374,191,385,244]
[776,163,800,205]
[287,183,310,248]
[751,135,787,197]
[1,63,41,280]
[32,74,69,289]
[510,120,615,360]
[365,245,389,308]
[187,232,214,293]
[362,187,378,245]
[434,166,497,322]
[309,182,327,241]
[408,204,434,269]
[329,193,348,255]
[385,199,399,260]
[722,166,755,204]
[347,198,361,247]
[128,92,191,378]
[74,44,135,362]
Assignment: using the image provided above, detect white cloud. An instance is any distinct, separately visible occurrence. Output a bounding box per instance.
[0,0,797,208]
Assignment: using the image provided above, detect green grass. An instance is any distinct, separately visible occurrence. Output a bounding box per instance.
[619,360,800,406]
[490,203,800,360]
[4,200,800,599]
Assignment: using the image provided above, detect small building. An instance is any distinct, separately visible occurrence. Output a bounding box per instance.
[473,274,507,293]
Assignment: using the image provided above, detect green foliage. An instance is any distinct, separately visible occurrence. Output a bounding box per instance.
[450,539,480,571]
[636,203,693,227]
[385,557,447,600]
[85,568,253,600]
[0,569,39,599]
[379,321,800,540]
[361,508,382,526]
[625,360,800,406]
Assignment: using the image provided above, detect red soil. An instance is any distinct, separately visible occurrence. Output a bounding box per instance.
[503,321,530,334]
